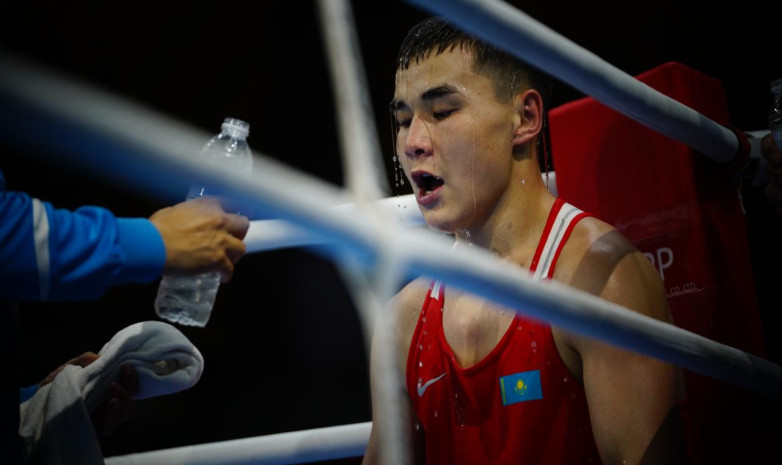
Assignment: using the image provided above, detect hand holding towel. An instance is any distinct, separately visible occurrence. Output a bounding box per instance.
[19,320,204,465]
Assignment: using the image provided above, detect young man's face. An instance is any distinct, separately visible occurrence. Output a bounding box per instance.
[392,48,519,233]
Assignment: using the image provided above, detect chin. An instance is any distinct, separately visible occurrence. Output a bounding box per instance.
[421,212,461,235]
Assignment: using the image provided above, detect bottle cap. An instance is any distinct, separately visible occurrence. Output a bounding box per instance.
[221,117,250,138]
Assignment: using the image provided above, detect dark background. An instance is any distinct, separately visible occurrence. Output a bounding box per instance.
[1,1,781,463]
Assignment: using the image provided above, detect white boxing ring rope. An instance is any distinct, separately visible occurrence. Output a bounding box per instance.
[0,0,779,463]
[242,194,424,254]
[407,0,742,165]
[103,422,373,465]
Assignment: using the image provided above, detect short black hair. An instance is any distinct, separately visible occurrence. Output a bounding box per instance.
[396,16,551,106]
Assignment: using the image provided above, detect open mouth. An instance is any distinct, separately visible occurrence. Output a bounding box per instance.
[412,172,444,196]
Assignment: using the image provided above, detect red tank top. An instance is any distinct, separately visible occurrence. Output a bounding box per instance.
[406,198,602,465]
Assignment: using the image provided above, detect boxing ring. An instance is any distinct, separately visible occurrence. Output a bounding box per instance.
[0,0,779,463]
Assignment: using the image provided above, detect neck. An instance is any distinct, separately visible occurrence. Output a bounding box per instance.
[455,167,555,261]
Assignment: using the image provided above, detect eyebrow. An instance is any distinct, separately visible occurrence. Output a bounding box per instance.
[389,85,459,112]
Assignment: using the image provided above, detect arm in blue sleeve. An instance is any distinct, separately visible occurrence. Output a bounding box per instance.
[19,384,38,403]
[0,171,166,301]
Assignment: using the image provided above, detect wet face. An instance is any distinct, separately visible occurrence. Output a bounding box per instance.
[392,48,519,233]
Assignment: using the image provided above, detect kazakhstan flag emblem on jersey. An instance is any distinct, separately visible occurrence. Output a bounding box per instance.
[500,369,543,406]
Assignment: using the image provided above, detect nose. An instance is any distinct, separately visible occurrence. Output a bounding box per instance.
[403,116,433,159]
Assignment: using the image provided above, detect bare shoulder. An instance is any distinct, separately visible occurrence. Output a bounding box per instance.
[389,277,433,339]
[555,215,670,321]
[371,277,433,379]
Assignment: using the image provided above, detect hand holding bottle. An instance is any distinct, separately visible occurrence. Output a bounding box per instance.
[150,196,250,282]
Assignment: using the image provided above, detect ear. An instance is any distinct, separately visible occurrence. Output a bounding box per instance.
[512,89,543,146]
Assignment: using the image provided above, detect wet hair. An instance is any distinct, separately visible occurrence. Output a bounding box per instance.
[396,16,551,105]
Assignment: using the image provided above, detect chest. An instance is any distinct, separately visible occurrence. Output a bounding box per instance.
[442,292,518,368]
[439,289,580,382]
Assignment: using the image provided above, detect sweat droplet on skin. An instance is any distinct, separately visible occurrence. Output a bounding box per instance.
[392,155,407,190]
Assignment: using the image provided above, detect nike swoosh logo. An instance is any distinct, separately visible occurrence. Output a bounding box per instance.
[417,373,447,397]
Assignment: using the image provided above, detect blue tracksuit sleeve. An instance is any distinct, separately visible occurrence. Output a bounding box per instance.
[0,171,166,301]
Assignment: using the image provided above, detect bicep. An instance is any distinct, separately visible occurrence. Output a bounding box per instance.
[363,391,424,465]
[364,281,428,465]
[577,252,685,464]
[581,337,683,464]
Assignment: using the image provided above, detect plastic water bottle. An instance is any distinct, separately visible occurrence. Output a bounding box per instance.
[770,78,782,151]
[154,117,253,327]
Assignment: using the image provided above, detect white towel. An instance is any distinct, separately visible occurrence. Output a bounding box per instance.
[19,320,204,465]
